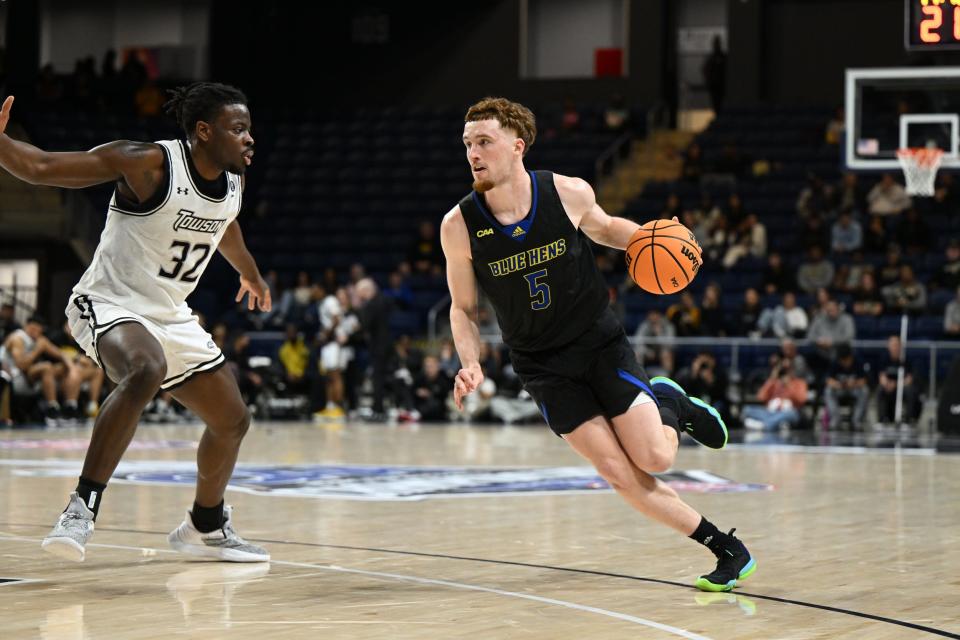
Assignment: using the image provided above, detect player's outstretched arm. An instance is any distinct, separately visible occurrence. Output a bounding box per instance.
[554,174,640,250]
[219,220,271,312]
[0,95,164,194]
[440,206,484,410]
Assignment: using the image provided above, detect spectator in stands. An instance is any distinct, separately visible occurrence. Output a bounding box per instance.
[666,291,701,336]
[438,338,461,378]
[661,193,683,220]
[413,355,451,422]
[762,251,796,295]
[895,208,930,255]
[356,278,393,421]
[287,270,315,325]
[823,344,870,430]
[944,286,960,337]
[702,35,727,113]
[278,324,310,396]
[384,270,414,310]
[835,173,866,215]
[603,94,630,133]
[731,288,763,337]
[54,321,105,419]
[798,212,830,253]
[560,98,581,132]
[722,213,767,269]
[315,287,346,419]
[807,299,856,371]
[0,316,84,424]
[225,332,264,409]
[797,246,836,294]
[134,79,165,117]
[255,270,285,328]
[700,282,726,336]
[0,302,19,343]
[934,239,960,291]
[852,271,885,317]
[634,309,675,375]
[882,265,927,315]
[876,335,920,424]
[692,192,720,224]
[833,249,873,293]
[682,143,704,183]
[831,208,863,254]
[388,334,423,421]
[702,212,730,263]
[676,351,729,420]
[722,193,747,229]
[771,338,813,383]
[408,220,444,276]
[931,172,959,215]
[742,357,808,431]
[796,174,831,219]
[862,215,889,254]
[878,244,905,286]
[758,291,808,339]
[824,107,845,145]
[867,174,911,216]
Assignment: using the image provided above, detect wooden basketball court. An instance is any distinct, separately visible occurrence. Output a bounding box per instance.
[1,421,957,639]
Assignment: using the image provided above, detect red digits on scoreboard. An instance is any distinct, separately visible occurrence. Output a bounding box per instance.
[921,4,943,43]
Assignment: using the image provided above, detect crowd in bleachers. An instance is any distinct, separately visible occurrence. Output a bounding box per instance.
[2,55,956,430]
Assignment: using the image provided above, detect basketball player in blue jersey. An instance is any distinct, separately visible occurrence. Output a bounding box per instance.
[0,84,270,563]
[442,97,756,591]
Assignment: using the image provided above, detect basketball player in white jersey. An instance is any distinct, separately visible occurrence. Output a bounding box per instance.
[0,83,270,563]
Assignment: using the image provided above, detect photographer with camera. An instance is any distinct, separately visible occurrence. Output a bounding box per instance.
[742,357,808,431]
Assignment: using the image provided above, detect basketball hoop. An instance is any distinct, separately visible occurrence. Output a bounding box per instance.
[896,147,944,197]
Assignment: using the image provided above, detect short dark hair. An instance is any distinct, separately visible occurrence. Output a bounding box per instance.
[26,314,46,328]
[164,82,248,139]
[465,97,537,156]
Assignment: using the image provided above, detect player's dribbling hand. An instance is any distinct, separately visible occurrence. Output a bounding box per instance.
[453,363,483,411]
[236,274,272,312]
[0,96,13,136]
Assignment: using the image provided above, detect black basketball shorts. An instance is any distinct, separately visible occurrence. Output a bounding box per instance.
[509,308,659,436]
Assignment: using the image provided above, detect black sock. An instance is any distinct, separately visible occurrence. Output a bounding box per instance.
[659,406,683,438]
[689,516,726,551]
[191,500,226,533]
[75,477,107,521]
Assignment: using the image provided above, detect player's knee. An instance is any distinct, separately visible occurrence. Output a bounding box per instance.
[232,407,252,439]
[127,356,167,390]
[639,450,674,474]
[593,456,637,491]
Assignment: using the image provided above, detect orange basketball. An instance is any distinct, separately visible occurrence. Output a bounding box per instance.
[624,219,703,294]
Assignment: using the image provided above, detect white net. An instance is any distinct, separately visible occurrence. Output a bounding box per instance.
[896,147,944,197]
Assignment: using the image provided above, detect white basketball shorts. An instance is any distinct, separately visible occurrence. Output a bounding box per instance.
[66,294,224,390]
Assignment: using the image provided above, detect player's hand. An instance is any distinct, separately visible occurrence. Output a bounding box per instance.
[453,363,484,411]
[236,274,272,312]
[0,96,13,136]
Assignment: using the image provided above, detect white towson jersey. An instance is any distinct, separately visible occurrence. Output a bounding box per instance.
[72,140,242,321]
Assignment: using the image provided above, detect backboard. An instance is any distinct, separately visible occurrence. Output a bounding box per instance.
[845,66,960,170]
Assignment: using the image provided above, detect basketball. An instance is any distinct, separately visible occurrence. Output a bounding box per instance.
[624,219,702,295]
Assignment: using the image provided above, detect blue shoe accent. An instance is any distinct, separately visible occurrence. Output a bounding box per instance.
[650,376,728,449]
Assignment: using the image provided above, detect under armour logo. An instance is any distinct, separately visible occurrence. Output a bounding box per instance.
[177,187,189,195]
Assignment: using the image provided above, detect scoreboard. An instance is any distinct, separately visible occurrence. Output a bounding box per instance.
[906,0,960,50]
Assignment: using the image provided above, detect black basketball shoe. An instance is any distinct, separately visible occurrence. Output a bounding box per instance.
[650,376,728,449]
[696,528,757,592]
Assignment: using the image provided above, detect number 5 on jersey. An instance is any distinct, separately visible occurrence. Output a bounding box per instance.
[159,240,211,283]
[524,269,551,310]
